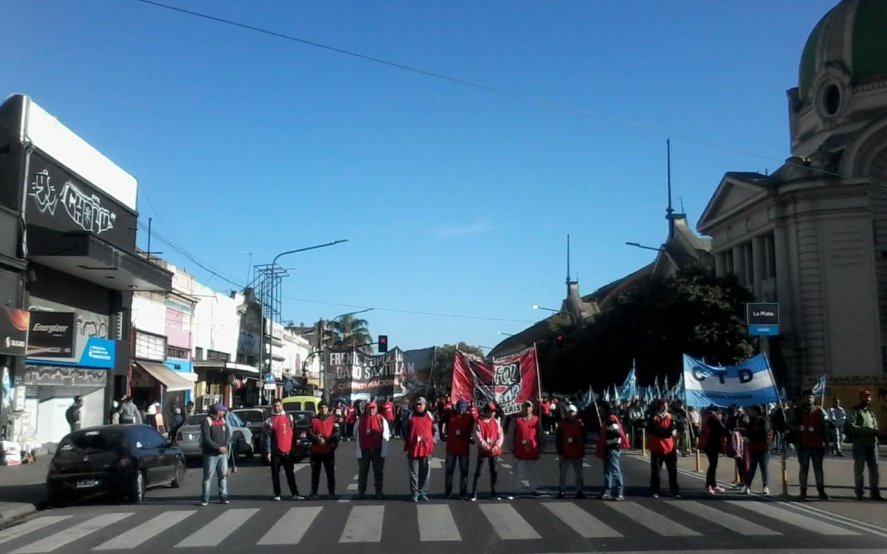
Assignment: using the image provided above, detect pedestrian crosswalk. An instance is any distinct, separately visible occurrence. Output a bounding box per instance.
[1,498,883,552]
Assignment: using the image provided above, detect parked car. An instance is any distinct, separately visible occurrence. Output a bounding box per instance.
[46,424,186,505]
[286,410,314,462]
[281,395,320,414]
[232,407,270,457]
[175,411,254,461]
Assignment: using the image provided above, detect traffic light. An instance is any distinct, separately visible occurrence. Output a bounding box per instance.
[555,332,566,349]
[378,335,388,353]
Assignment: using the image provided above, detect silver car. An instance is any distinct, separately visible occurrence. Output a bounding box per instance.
[174,412,254,461]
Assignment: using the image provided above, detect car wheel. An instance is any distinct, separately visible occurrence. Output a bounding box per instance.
[130,471,146,503]
[171,461,185,488]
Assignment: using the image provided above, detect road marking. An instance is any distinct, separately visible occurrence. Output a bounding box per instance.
[0,516,72,545]
[666,500,779,536]
[604,502,700,536]
[429,457,443,469]
[340,505,384,543]
[500,463,512,469]
[94,511,196,550]
[175,508,258,547]
[346,483,358,490]
[479,504,541,540]
[417,504,461,541]
[257,507,321,545]
[780,501,887,538]
[12,513,132,554]
[727,501,858,535]
[543,502,621,538]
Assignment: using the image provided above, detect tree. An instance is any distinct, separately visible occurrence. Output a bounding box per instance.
[542,265,756,393]
[431,342,485,395]
[327,315,372,349]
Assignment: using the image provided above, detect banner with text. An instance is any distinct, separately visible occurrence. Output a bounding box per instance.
[451,347,540,415]
[327,348,401,402]
[682,353,779,408]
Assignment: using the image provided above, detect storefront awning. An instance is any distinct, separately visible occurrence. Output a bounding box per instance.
[134,361,195,392]
[194,361,259,375]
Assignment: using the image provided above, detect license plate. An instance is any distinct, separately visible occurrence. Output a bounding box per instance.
[76,479,99,488]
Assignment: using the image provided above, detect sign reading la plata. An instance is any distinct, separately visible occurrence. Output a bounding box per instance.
[746,302,779,336]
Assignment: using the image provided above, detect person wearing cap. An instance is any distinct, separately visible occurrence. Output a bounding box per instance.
[788,389,829,500]
[847,390,882,501]
[404,396,438,502]
[647,399,680,498]
[443,399,474,499]
[355,400,390,500]
[596,401,629,500]
[200,403,232,505]
[509,400,544,499]
[556,403,588,499]
[307,402,340,500]
[471,402,504,500]
[264,398,304,501]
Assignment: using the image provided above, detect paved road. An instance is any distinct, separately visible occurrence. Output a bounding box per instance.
[1,440,885,554]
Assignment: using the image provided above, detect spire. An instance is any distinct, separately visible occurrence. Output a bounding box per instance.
[666,139,675,239]
[566,234,577,287]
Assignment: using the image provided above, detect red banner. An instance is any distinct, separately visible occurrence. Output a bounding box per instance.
[451,347,540,415]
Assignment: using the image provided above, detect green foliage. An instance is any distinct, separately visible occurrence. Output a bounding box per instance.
[327,315,372,349]
[543,266,757,392]
[432,342,485,392]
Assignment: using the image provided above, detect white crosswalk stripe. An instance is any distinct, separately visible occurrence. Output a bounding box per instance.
[727,500,860,536]
[604,501,701,536]
[257,506,322,545]
[340,505,384,543]
[94,511,197,550]
[11,513,133,554]
[479,504,541,540]
[175,508,258,548]
[543,502,622,538]
[0,516,72,546]
[667,500,780,536]
[418,504,461,541]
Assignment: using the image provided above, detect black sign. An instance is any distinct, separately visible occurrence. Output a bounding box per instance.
[746,303,779,325]
[27,312,75,358]
[0,307,29,356]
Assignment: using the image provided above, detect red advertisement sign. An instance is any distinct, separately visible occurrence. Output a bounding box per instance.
[451,347,540,415]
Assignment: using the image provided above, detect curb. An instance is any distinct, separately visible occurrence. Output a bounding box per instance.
[0,502,40,530]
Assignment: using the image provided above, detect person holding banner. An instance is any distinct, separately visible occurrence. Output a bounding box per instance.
[556,404,587,499]
[443,399,474,500]
[789,390,829,500]
[509,400,544,499]
[595,401,628,500]
[471,402,504,501]
[404,397,437,502]
[647,399,680,498]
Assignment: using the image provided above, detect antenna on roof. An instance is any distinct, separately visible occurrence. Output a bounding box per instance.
[566,234,573,286]
[667,139,675,239]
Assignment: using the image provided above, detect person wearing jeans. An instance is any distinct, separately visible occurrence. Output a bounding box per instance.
[405,397,437,501]
[847,390,883,501]
[744,404,772,495]
[200,403,231,505]
[355,401,390,499]
[471,403,504,500]
[596,402,629,500]
[698,408,728,494]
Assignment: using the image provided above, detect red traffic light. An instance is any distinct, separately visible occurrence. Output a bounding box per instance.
[555,333,565,349]
[378,335,388,353]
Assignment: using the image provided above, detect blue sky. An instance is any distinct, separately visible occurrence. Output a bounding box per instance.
[2,0,837,351]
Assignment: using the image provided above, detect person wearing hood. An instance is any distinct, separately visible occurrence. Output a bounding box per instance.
[443,399,474,500]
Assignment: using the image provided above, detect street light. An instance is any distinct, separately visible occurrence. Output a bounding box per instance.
[498,331,514,337]
[625,241,697,261]
[531,304,577,325]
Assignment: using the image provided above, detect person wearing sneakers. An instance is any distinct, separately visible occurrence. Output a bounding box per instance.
[847,390,883,501]
[307,402,340,500]
[742,404,772,495]
[200,403,231,506]
[443,399,474,500]
[264,398,304,501]
[355,400,390,500]
[596,401,629,500]
[698,406,728,495]
[789,389,829,500]
[470,402,504,500]
[555,403,587,499]
[404,396,437,502]
[510,400,544,499]
[647,399,680,498]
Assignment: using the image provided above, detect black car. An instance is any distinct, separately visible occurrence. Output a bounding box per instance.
[47,424,186,505]
[285,410,314,462]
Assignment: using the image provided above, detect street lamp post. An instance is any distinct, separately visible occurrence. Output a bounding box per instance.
[625,241,697,261]
[531,304,578,326]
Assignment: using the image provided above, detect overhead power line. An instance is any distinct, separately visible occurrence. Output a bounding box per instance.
[284,296,535,324]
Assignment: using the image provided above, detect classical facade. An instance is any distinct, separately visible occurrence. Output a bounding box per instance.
[697,0,887,389]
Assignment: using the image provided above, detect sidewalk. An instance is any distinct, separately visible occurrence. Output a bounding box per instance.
[644,444,887,527]
[0,445,54,528]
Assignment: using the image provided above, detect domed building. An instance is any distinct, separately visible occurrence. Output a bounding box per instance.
[697,0,887,391]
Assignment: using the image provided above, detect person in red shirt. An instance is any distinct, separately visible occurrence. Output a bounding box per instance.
[404,396,437,502]
[443,399,474,499]
[355,401,390,500]
[647,399,680,498]
[540,397,552,435]
[381,396,395,424]
[263,398,304,500]
[307,402,340,500]
[555,404,587,499]
[790,389,829,500]
[595,401,629,500]
[471,402,504,500]
[343,402,356,442]
[509,400,544,499]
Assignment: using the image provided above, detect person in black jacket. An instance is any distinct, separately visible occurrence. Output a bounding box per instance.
[200,403,232,506]
[699,407,728,494]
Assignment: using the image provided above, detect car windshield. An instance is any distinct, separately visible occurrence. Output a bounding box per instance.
[235,410,265,423]
[59,429,124,454]
[185,415,206,425]
[287,411,313,423]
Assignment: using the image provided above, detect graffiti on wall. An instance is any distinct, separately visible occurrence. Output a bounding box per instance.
[29,170,117,234]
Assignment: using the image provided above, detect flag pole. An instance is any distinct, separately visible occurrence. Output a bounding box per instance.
[532,342,543,403]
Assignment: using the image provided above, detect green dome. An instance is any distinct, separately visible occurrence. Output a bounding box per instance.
[799,0,887,103]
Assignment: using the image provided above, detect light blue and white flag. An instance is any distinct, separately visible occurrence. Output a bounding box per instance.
[611,383,621,404]
[620,366,637,400]
[683,353,779,408]
[811,375,827,398]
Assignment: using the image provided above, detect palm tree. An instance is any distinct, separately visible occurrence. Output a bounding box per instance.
[327,315,372,349]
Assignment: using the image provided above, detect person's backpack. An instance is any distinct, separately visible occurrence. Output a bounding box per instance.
[65,404,78,425]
